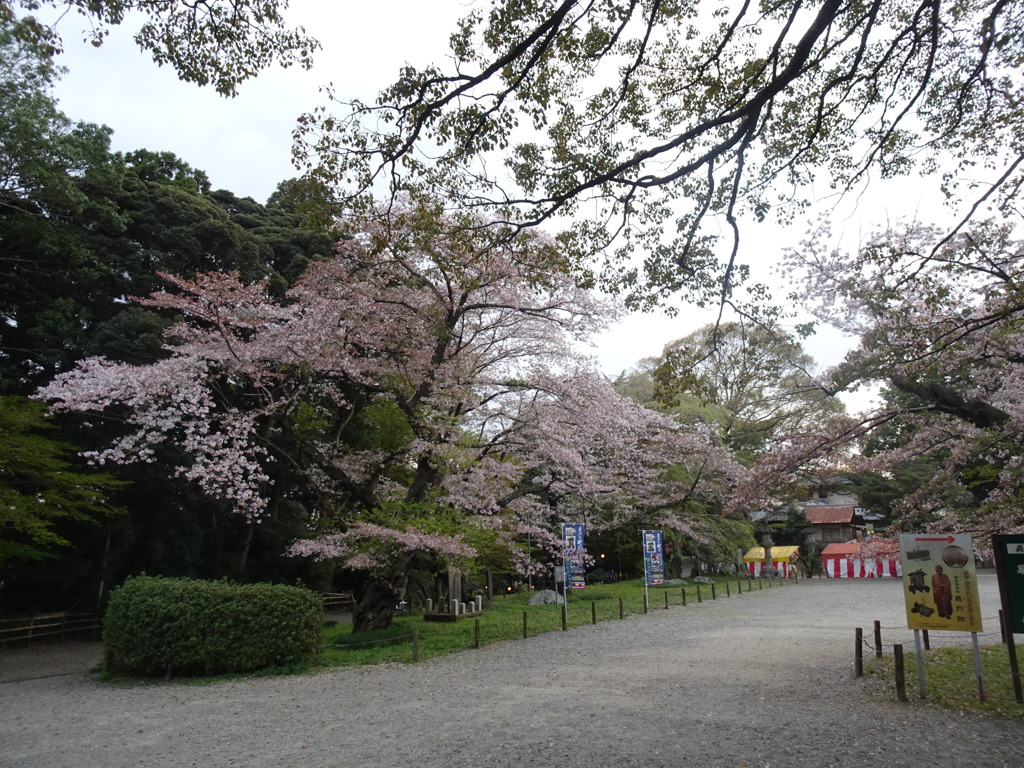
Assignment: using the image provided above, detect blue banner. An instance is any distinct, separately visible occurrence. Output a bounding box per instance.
[562,523,586,589]
[643,530,665,585]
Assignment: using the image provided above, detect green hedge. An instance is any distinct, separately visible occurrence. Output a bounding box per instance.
[103,576,323,677]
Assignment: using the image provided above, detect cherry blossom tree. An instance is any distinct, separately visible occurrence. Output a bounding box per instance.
[38,198,743,631]
[735,221,1024,537]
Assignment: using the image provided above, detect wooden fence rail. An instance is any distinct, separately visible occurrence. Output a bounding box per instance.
[322,592,356,613]
[0,613,101,645]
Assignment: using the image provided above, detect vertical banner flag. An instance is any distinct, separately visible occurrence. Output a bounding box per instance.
[562,523,586,589]
[993,534,1024,635]
[643,530,665,586]
[898,533,982,632]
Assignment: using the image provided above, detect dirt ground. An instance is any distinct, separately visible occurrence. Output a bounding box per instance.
[2,577,1023,768]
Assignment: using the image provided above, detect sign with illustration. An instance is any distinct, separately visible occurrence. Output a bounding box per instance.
[643,530,665,586]
[898,533,982,632]
[562,523,586,589]
[993,534,1024,634]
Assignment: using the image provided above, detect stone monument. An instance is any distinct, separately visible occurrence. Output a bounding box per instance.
[760,532,778,578]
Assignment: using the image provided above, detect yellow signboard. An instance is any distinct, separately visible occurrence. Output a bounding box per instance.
[898,533,982,632]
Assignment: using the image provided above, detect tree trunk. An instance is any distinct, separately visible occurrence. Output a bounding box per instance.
[352,555,413,634]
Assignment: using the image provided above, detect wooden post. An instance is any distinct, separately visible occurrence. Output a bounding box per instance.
[619,596,624,619]
[523,611,528,639]
[737,577,742,595]
[474,618,481,649]
[711,583,717,600]
[411,628,420,662]
[643,593,649,614]
[758,578,762,590]
[1006,625,1024,704]
[855,628,864,677]
[682,588,687,606]
[874,620,882,658]
[592,601,597,625]
[664,592,669,610]
[725,580,730,597]
[562,601,568,631]
[696,584,702,603]
[894,644,907,702]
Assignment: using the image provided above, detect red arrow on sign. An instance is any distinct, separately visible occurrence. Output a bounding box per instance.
[915,536,956,543]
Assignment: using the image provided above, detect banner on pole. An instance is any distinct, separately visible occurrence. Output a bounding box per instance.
[643,530,665,586]
[562,523,586,589]
[898,533,982,632]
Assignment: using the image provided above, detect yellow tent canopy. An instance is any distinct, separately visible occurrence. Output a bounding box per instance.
[743,545,800,563]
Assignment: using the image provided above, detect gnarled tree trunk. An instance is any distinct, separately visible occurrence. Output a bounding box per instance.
[352,555,413,633]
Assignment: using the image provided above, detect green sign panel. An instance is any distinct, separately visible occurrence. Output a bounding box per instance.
[995,535,1024,634]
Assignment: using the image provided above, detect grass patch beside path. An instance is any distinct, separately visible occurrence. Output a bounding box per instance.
[318,574,790,668]
[863,644,1024,718]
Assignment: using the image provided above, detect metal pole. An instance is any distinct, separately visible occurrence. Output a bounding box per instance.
[972,631,986,702]
[561,582,568,631]
[913,629,926,699]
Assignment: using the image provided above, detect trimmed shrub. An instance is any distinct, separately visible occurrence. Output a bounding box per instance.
[103,576,323,677]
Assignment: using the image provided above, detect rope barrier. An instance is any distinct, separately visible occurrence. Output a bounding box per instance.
[324,633,415,649]
[857,615,1024,707]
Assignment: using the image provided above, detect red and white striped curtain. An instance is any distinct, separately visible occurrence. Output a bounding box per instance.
[824,558,901,578]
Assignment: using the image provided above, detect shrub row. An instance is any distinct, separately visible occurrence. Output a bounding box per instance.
[103,576,323,677]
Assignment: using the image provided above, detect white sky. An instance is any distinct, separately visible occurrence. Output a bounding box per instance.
[43,0,940,406]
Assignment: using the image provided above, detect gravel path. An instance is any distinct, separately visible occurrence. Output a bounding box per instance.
[2,575,1023,767]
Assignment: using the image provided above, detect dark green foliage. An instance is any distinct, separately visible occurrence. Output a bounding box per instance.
[0,15,341,612]
[102,575,323,677]
[677,516,757,574]
[0,396,124,565]
[650,322,843,462]
[776,507,809,547]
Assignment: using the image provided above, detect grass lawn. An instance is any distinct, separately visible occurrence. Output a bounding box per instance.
[318,574,787,668]
[863,643,1024,718]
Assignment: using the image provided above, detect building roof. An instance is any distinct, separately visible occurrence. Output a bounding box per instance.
[804,506,860,524]
[748,508,790,524]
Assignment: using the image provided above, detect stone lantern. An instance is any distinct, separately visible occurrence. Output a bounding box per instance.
[760,532,778,578]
